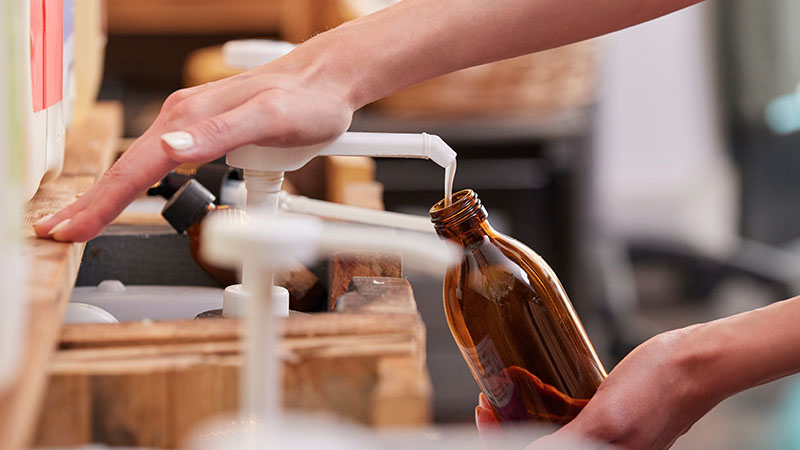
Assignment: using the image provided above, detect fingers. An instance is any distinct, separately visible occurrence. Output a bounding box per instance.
[159,93,296,164]
[33,77,261,242]
[476,406,500,429]
[34,134,179,242]
[475,393,500,432]
[478,392,491,409]
[160,85,353,164]
[33,64,353,242]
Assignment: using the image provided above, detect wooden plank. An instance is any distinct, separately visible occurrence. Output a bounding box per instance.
[58,313,424,349]
[92,372,172,447]
[36,350,428,447]
[324,156,376,204]
[329,252,402,309]
[0,102,122,450]
[106,0,281,35]
[335,276,417,314]
[31,374,91,446]
[278,0,344,43]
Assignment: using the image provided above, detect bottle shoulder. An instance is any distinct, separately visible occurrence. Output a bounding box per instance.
[447,231,567,301]
[470,231,558,277]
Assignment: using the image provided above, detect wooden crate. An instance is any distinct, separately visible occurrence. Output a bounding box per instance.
[33,257,431,448]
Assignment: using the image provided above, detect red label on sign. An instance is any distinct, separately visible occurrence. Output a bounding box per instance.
[43,0,63,108]
[30,0,44,112]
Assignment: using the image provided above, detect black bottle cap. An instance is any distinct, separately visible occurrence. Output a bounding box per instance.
[194,164,241,201]
[161,180,216,234]
[149,163,243,204]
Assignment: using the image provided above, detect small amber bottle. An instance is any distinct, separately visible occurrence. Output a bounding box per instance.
[162,179,243,286]
[429,189,606,425]
[162,180,327,312]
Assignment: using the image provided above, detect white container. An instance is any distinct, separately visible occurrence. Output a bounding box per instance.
[0,0,29,390]
[70,280,224,322]
[24,0,67,200]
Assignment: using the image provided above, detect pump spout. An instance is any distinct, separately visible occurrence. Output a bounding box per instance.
[226,132,456,172]
[318,132,456,169]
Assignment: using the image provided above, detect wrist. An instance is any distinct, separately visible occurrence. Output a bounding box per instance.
[278,25,390,111]
[667,323,733,409]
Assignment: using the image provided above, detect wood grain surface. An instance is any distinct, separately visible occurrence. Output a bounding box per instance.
[0,102,122,450]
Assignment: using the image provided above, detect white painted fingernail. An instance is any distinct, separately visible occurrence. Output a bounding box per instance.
[48,218,72,236]
[34,213,54,226]
[161,131,194,151]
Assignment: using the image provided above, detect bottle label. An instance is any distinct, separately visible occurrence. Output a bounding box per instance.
[461,336,515,407]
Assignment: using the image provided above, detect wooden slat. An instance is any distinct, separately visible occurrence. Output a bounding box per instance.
[329,251,402,309]
[59,313,424,349]
[335,277,417,314]
[0,102,122,450]
[106,0,281,35]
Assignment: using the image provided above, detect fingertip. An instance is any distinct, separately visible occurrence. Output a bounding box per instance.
[49,210,107,243]
[33,213,62,238]
[478,392,490,409]
[476,406,500,429]
[33,223,53,239]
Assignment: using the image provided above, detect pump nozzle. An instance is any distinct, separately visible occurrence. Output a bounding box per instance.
[226,132,456,172]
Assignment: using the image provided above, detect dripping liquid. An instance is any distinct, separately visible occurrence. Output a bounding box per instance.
[444,160,457,207]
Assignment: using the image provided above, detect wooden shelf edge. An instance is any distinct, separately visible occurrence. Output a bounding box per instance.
[0,102,123,450]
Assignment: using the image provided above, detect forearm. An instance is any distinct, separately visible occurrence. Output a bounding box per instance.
[688,296,800,404]
[284,0,703,108]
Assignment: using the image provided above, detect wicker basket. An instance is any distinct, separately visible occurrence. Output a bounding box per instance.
[371,40,599,119]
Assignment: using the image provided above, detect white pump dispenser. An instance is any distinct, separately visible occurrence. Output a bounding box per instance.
[218,38,458,320]
[222,132,456,318]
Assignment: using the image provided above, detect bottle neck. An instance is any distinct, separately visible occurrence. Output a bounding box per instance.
[187,203,217,236]
[429,189,492,246]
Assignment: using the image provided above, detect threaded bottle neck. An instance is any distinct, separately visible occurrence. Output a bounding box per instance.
[429,189,489,243]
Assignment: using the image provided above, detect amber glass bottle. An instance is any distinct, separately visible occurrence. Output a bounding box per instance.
[430,190,606,425]
[162,179,243,286]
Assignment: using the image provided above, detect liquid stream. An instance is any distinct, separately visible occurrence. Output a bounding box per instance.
[444,160,456,207]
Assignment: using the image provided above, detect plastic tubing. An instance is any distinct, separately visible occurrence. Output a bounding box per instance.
[278,192,434,233]
[241,169,283,290]
[241,169,283,421]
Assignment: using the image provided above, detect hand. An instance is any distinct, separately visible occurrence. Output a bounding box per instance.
[34,49,355,242]
[476,327,722,450]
